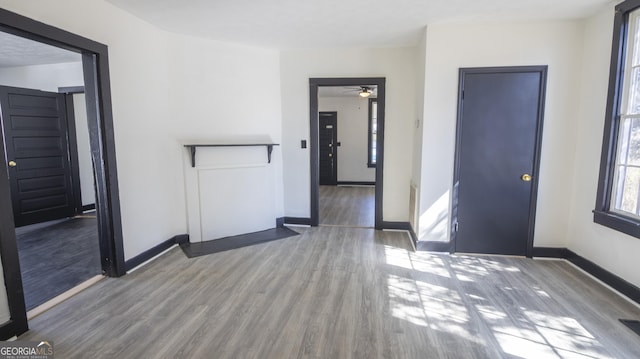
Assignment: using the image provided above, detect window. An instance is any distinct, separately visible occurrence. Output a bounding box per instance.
[594,0,640,237]
[368,98,377,167]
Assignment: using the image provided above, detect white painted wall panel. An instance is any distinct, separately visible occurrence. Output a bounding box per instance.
[418,20,584,247]
[566,5,640,289]
[183,147,277,242]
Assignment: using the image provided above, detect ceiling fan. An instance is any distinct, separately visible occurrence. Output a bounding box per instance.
[343,86,375,98]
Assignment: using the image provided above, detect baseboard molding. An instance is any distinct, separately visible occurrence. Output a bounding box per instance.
[381,221,418,245]
[381,221,412,231]
[284,217,312,226]
[337,181,375,186]
[179,227,299,258]
[125,234,186,271]
[276,217,284,228]
[82,204,96,212]
[416,241,452,252]
[533,246,640,305]
[0,320,24,341]
[531,247,569,258]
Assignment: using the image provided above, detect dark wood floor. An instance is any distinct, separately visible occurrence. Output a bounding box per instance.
[15,216,102,310]
[18,227,640,358]
[319,185,374,227]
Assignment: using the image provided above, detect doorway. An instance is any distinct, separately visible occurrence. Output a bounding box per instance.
[0,8,124,338]
[452,66,547,256]
[310,78,385,229]
[0,84,102,311]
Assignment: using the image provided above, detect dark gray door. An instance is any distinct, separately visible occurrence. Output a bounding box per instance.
[0,86,76,227]
[454,67,546,256]
[319,112,337,186]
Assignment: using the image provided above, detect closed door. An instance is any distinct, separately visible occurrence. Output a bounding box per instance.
[0,86,76,227]
[454,67,547,256]
[319,112,337,186]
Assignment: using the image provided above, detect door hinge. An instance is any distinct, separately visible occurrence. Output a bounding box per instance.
[461,90,464,100]
[454,222,459,232]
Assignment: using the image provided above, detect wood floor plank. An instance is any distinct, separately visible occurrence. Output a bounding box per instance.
[319,186,374,227]
[18,227,640,358]
[15,217,102,309]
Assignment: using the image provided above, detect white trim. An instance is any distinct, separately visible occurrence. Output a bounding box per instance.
[27,274,105,320]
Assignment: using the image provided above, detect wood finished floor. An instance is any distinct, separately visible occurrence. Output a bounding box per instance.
[15,216,102,310]
[19,226,640,358]
[319,185,374,227]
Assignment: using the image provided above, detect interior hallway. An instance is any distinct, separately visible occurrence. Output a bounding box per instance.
[18,226,640,358]
[319,185,374,227]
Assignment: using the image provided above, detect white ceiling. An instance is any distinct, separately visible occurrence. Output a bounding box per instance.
[106,0,613,48]
[0,32,81,68]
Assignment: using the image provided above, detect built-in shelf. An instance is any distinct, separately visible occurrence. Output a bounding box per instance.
[184,143,280,167]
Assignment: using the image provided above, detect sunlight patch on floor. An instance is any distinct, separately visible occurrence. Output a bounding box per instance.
[384,245,451,277]
[383,247,617,358]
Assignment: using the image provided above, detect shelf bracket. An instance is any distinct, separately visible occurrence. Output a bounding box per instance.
[188,146,197,168]
[267,145,274,163]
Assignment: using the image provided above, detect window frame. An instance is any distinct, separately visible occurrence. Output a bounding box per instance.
[368,98,377,168]
[594,0,640,237]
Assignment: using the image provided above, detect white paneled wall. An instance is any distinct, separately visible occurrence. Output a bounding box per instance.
[183,146,277,242]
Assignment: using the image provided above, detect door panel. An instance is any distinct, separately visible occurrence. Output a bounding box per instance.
[455,68,546,256]
[0,86,75,227]
[319,112,337,186]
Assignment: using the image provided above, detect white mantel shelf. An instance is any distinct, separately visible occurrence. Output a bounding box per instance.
[184,143,280,167]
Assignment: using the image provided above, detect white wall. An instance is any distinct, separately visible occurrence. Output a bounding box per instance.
[0,62,83,92]
[418,20,584,246]
[566,5,640,288]
[318,96,375,182]
[281,47,417,220]
[73,93,95,207]
[0,0,284,260]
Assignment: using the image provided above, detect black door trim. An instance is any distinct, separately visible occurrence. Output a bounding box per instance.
[0,8,125,337]
[452,66,547,258]
[309,77,386,229]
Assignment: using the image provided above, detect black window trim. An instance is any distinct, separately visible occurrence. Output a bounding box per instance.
[367,97,377,168]
[594,0,640,237]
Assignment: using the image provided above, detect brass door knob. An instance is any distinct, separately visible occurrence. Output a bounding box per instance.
[8,161,16,167]
[521,174,532,182]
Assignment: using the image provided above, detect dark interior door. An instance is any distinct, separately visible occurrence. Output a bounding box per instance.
[319,112,338,185]
[454,67,546,256]
[0,86,76,227]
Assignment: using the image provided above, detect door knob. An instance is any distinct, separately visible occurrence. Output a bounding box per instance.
[521,173,532,182]
[8,161,16,167]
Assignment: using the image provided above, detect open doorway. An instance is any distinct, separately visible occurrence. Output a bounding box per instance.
[0,8,125,338]
[316,86,377,227]
[309,78,386,229]
[0,67,102,310]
